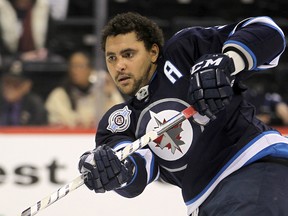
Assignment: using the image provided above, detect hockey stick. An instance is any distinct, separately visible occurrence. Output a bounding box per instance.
[20,106,200,216]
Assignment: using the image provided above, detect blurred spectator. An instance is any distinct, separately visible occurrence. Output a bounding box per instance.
[48,0,93,20]
[0,0,56,63]
[45,51,124,128]
[48,0,68,20]
[0,60,48,126]
[244,89,288,126]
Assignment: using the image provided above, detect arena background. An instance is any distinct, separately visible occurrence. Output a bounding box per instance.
[1,0,288,215]
[13,0,288,101]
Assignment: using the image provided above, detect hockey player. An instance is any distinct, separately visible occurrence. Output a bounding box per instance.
[78,12,288,215]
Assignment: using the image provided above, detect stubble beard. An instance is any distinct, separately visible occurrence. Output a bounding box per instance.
[121,64,152,97]
[118,75,144,97]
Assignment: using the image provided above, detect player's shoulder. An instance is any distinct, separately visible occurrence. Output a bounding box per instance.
[164,23,236,56]
[101,101,132,120]
[167,24,230,42]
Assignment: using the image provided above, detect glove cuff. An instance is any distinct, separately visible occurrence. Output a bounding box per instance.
[224,51,245,75]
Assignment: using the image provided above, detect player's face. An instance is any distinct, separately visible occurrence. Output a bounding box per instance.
[105,32,159,96]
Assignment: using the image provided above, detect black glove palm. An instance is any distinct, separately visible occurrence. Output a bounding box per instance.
[78,145,134,193]
[189,54,235,120]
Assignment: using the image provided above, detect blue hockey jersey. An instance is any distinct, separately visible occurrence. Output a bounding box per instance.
[96,16,287,215]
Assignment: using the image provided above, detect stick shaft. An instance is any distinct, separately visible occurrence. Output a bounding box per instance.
[20,175,85,216]
[20,106,197,216]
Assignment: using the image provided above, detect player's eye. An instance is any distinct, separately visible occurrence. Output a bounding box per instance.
[107,55,116,63]
[123,51,134,59]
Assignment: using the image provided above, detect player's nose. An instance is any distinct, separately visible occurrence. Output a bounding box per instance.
[115,59,127,72]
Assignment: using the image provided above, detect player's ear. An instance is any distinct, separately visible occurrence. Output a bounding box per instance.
[150,43,160,64]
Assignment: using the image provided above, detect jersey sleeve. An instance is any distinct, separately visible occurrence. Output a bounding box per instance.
[96,104,160,198]
[222,16,286,71]
[163,16,285,77]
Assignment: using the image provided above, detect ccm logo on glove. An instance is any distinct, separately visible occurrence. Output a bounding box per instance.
[191,55,228,74]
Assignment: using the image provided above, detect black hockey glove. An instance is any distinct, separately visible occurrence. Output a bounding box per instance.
[189,54,235,120]
[78,145,134,193]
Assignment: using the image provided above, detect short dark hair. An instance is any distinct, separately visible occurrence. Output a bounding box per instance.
[101,12,164,52]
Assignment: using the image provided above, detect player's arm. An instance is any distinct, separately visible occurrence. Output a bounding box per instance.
[222,16,285,74]
[189,16,286,119]
[78,105,159,198]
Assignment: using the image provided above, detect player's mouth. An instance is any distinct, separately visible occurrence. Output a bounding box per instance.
[117,75,131,85]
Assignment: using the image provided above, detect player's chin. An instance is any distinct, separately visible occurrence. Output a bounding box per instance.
[119,85,136,96]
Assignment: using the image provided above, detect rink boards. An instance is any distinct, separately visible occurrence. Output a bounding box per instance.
[0,127,187,216]
[0,127,287,216]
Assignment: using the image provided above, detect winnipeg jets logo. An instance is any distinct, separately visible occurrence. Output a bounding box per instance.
[147,110,193,161]
[153,113,185,154]
[107,106,131,133]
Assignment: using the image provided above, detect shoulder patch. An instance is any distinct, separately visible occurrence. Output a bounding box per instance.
[107,106,132,133]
